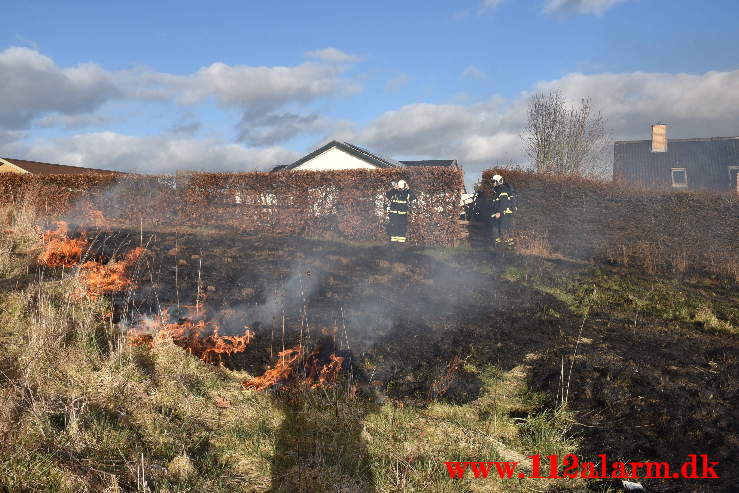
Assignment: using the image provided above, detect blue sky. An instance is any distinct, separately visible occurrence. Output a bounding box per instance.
[2,0,739,183]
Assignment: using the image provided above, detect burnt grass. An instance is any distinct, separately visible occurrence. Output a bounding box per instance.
[72,226,739,492]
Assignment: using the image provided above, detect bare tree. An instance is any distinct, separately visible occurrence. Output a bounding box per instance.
[521,90,611,179]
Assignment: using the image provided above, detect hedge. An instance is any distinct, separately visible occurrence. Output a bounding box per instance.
[481,169,739,279]
[0,167,463,246]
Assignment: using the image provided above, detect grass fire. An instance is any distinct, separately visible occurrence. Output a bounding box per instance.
[129,308,255,366]
[0,171,736,493]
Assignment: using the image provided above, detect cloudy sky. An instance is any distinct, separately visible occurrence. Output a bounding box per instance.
[2,0,739,185]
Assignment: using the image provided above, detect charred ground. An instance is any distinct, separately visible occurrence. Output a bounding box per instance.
[2,219,737,492]
[80,225,739,492]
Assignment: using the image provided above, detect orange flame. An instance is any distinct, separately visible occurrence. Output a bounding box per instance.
[242,346,304,391]
[37,221,88,268]
[316,354,344,388]
[242,342,344,391]
[129,309,254,366]
[78,246,146,299]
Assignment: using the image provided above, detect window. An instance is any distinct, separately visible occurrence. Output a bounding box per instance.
[729,166,739,189]
[671,168,687,188]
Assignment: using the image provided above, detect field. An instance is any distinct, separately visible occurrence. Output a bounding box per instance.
[0,197,737,493]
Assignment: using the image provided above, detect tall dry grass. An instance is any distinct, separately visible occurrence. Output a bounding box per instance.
[0,188,41,277]
[0,195,585,493]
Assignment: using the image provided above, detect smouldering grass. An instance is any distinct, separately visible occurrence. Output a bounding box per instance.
[9,215,733,491]
[0,261,583,491]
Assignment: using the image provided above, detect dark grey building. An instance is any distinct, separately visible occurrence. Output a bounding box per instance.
[614,125,739,192]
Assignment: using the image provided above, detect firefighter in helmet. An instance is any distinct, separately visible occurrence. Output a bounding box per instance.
[490,174,517,246]
[386,179,415,244]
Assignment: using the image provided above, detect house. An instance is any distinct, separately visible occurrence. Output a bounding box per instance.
[614,125,739,192]
[271,140,470,206]
[272,140,459,172]
[0,157,120,175]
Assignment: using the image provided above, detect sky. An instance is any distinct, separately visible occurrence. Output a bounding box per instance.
[2,0,739,186]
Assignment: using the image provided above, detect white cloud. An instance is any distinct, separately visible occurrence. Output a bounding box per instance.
[0,46,120,129]
[153,61,354,111]
[13,132,299,173]
[123,56,361,145]
[542,0,628,15]
[536,70,739,138]
[0,46,361,146]
[461,66,485,80]
[344,98,523,163]
[305,47,360,64]
[333,68,739,176]
[121,49,361,110]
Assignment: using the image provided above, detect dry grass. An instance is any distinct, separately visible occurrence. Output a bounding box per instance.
[0,193,42,277]
[0,276,581,492]
[0,202,606,492]
[511,229,562,259]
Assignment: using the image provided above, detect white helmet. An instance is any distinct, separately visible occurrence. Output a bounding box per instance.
[397,179,407,189]
[492,174,503,185]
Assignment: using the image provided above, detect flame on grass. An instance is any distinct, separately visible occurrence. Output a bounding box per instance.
[242,342,344,391]
[78,246,147,299]
[38,221,147,299]
[37,221,88,268]
[129,309,255,366]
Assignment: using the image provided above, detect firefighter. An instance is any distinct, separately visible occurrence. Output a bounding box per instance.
[386,179,415,244]
[490,174,517,246]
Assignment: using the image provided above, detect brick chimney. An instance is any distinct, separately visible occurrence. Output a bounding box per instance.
[651,124,667,152]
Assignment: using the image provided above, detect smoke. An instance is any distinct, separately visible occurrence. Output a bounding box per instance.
[35,177,501,399]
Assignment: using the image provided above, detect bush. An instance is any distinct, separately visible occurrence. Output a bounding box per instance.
[0,167,463,246]
[481,169,739,279]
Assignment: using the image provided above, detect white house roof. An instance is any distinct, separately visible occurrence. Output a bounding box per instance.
[272,141,458,172]
[276,140,400,171]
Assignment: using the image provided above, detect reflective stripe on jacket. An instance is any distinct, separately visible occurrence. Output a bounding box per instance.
[491,183,517,216]
[386,189,415,213]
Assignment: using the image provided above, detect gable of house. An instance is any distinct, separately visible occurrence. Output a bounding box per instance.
[289,145,384,171]
[275,141,459,173]
[278,140,403,172]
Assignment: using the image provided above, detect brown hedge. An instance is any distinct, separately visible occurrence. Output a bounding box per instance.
[0,167,462,246]
[0,173,118,213]
[481,169,739,278]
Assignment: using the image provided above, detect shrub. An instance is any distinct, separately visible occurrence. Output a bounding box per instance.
[0,167,463,246]
[481,169,739,279]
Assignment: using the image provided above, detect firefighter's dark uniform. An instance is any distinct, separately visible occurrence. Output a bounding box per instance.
[490,182,517,245]
[470,189,493,241]
[386,188,415,243]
